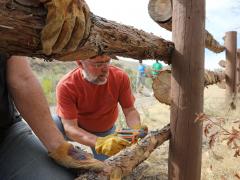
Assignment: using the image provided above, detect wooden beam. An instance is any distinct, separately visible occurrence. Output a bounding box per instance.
[152,69,225,105]
[148,0,172,31]
[75,124,170,179]
[169,0,204,179]
[148,0,225,53]
[0,0,174,63]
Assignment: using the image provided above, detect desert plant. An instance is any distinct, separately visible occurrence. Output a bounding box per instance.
[196,113,240,157]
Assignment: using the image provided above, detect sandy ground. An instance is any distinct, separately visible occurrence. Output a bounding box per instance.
[128,85,240,180]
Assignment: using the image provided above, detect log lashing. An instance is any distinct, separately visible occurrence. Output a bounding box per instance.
[75,124,171,180]
[0,0,174,63]
[148,0,225,53]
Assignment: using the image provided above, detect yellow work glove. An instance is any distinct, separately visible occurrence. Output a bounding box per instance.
[40,0,91,55]
[49,141,105,171]
[95,134,131,156]
[132,124,148,132]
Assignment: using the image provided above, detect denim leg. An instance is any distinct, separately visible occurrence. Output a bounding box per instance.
[0,121,75,180]
[52,114,65,134]
[52,115,68,140]
[91,126,116,161]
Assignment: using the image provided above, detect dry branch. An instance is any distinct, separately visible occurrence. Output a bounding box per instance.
[152,69,225,105]
[0,0,174,63]
[75,124,170,180]
[148,0,225,53]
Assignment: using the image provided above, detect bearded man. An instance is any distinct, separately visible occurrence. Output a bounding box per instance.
[53,55,145,160]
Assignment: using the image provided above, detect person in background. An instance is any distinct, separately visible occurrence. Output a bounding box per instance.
[53,55,146,161]
[151,60,163,78]
[136,60,147,93]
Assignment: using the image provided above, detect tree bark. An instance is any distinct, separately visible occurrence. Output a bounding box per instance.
[75,124,170,180]
[0,0,174,63]
[148,0,225,53]
[152,69,225,105]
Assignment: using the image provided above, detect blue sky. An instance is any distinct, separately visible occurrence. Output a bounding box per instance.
[87,0,240,70]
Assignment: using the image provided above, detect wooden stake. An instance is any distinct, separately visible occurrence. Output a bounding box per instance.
[237,49,240,92]
[169,0,205,179]
[225,31,237,101]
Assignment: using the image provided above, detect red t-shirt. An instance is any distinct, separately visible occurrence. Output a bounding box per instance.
[56,66,135,133]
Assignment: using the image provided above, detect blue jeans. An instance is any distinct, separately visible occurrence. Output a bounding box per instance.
[52,115,116,161]
[0,121,75,180]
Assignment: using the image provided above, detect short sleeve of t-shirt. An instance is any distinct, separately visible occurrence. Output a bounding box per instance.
[56,83,78,119]
[118,71,135,108]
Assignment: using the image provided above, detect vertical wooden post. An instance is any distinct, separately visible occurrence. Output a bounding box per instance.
[237,49,240,92]
[225,31,237,100]
[168,0,205,179]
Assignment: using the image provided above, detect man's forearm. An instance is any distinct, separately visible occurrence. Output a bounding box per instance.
[65,126,98,147]
[124,108,141,128]
[7,57,65,152]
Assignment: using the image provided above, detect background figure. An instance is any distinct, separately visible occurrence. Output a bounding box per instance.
[151,60,163,78]
[136,60,147,93]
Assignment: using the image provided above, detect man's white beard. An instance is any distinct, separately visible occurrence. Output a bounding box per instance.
[82,69,108,85]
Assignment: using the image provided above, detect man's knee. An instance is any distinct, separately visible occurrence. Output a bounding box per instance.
[0,122,75,180]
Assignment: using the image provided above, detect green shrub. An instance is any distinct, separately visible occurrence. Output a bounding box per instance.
[41,76,57,105]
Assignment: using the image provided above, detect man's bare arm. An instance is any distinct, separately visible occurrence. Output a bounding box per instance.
[122,106,141,128]
[62,118,97,147]
[6,56,65,152]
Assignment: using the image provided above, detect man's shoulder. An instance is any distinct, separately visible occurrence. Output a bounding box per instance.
[58,68,81,85]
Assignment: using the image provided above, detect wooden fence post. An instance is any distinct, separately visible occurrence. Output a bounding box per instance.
[225,31,237,101]
[237,49,240,92]
[168,0,205,179]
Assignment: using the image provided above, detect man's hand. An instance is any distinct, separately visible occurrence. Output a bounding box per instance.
[49,141,105,171]
[40,0,91,55]
[95,134,131,156]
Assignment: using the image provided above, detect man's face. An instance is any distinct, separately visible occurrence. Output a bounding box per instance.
[81,55,111,85]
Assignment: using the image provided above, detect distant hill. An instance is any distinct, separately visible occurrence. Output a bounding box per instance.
[112,58,152,72]
[29,57,152,78]
[29,58,77,75]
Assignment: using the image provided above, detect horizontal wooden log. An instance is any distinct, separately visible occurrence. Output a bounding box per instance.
[148,0,172,31]
[218,60,226,68]
[205,31,225,53]
[152,69,225,105]
[0,0,174,63]
[75,124,170,179]
[148,0,225,53]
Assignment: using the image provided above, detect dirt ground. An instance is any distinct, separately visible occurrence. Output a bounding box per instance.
[129,85,240,180]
